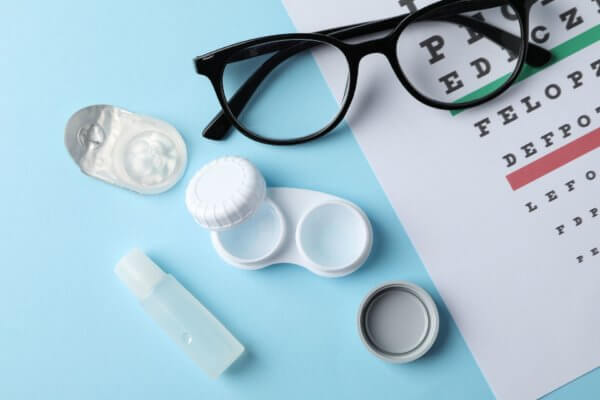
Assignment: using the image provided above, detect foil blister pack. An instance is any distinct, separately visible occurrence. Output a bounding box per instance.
[65,105,187,194]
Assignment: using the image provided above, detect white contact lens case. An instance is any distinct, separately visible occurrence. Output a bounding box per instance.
[65,105,187,194]
[185,156,373,278]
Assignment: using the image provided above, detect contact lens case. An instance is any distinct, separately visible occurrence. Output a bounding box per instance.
[65,105,187,194]
[185,156,373,278]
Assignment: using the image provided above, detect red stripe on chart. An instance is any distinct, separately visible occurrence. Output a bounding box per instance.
[507,126,600,190]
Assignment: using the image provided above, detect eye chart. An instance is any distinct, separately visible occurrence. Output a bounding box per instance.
[282,1,600,399]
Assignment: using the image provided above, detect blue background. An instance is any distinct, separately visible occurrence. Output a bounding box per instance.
[1,1,598,399]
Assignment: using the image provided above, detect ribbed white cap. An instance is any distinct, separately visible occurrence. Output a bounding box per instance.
[115,249,166,300]
[185,156,266,231]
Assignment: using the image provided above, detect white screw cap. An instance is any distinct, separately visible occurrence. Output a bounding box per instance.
[185,156,266,231]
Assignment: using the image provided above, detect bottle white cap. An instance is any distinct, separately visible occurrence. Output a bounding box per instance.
[115,249,166,300]
[185,156,266,231]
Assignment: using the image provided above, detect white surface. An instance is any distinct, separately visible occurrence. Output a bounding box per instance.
[185,156,267,231]
[282,1,600,398]
[212,188,373,278]
[115,250,245,378]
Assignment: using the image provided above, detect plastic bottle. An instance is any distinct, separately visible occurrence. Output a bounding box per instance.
[115,249,244,378]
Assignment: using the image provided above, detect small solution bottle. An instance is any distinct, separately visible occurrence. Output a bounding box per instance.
[115,249,244,378]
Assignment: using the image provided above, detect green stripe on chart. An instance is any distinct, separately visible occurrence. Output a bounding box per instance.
[450,24,600,117]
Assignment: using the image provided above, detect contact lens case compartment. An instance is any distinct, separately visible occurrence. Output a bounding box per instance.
[214,187,372,277]
[186,157,372,278]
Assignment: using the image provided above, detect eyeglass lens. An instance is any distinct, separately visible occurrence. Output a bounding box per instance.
[222,39,350,141]
[396,2,523,105]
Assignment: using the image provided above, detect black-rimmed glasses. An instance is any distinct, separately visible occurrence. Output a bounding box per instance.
[194,0,551,145]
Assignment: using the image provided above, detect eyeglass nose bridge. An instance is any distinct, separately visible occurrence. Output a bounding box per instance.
[348,35,398,63]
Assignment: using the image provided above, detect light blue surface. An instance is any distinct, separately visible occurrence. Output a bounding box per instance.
[0,1,598,399]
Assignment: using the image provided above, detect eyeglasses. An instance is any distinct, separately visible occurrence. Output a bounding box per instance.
[194,0,551,145]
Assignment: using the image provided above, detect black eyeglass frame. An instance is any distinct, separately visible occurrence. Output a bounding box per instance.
[195,0,550,145]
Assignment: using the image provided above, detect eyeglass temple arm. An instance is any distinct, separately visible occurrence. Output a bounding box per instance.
[204,11,552,140]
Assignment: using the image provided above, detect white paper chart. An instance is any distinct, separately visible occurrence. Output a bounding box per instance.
[282,1,600,399]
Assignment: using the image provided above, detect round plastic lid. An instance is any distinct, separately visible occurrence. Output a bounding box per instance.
[358,281,439,363]
[185,156,267,231]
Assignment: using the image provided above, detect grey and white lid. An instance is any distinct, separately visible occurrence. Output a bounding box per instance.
[358,281,440,363]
